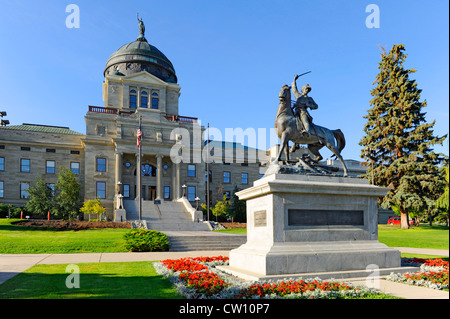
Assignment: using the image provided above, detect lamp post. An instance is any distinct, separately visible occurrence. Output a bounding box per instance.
[182,184,187,197]
[195,197,200,210]
[0,111,9,126]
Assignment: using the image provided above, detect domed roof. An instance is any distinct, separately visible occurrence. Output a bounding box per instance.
[104,18,177,83]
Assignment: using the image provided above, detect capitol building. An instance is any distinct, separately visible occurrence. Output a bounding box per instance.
[0,22,362,228]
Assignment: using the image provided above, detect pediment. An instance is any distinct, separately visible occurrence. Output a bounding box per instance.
[122,71,180,89]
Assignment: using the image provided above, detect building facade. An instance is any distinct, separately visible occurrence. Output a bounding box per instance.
[0,25,265,221]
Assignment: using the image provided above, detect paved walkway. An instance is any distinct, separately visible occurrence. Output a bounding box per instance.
[0,248,448,299]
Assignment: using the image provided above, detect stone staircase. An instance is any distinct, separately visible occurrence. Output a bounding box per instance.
[123,199,210,231]
[167,234,247,251]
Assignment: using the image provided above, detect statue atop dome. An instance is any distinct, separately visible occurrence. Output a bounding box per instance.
[137,13,146,41]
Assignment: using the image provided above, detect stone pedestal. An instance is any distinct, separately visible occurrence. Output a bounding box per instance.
[114,209,127,222]
[223,172,401,279]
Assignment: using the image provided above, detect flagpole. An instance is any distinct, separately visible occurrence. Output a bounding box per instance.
[206,122,210,222]
[137,116,142,220]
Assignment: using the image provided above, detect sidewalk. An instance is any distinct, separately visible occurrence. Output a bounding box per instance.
[0,251,231,286]
[394,247,449,257]
[0,248,448,299]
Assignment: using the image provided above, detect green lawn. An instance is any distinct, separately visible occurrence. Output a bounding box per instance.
[0,219,129,254]
[2,219,448,254]
[378,224,449,250]
[1,219,448,299]
[0,262,182,299]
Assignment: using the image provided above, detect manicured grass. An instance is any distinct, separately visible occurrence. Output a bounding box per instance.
[378,224,449,250]
[0,219,129,254]
[0,262,182,299]
[214,228,247,235]
[1,219,448,254]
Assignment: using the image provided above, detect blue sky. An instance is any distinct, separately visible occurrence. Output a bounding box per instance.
[0,0,448,161]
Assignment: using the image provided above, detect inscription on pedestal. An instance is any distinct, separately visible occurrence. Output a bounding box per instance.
[254,210,267,227]
[288,209,364,226]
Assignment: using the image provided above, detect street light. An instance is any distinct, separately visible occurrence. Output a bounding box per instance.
[182,184,187,197]
[0,111,8,126]
[195,197,200,210]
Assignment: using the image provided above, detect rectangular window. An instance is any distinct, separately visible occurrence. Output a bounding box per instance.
[187,164,196,177]
[20,182,29,199]
[123,184,130,198]
[0,157,4,171]
[96,158,106,172]
[46,148,56,153]
[141,95,148,108]
[46,160,55,174]
[20,159,30,172]
[0,181,4,198]
[96,182,106,199]
[21,147,30,151]
[164,186,171,200]
[187,186,196,202]
[130,94,137,109]
[71,150,80,155]
[223,171,230,183]
[241,173,248,184]
[71,162,80,175]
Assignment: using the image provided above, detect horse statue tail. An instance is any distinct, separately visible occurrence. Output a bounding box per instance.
[332,129,346,154]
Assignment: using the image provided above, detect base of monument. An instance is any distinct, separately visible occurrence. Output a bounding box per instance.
[224,240,401,278]
[217,264,419,282]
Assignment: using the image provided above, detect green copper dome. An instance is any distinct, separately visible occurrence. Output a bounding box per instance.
[104,19,177,83]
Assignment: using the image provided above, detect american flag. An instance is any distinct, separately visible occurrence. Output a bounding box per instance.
[137,124,142,149]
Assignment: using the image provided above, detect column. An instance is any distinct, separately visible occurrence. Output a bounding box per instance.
[173,162,181,199]
[114,152,122,194]
[156,154,163,200]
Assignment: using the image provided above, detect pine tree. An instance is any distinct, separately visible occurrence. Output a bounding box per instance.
[359,44,447,229]
[25,175,55,217]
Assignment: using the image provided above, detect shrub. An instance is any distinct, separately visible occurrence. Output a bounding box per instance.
[123,229,170,252]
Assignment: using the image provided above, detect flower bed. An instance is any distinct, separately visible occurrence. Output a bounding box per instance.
[153,256,381,299]
[387,258,449,290]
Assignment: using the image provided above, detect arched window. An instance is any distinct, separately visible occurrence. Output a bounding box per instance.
[129,90,137,109]
[142,164,157,177]
[152,92,159,109]
[141,91,148,108]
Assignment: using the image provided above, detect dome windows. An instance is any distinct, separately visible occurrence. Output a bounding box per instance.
[151,92,159,109]
[129,90,137,109]
[141,91,148,108]
[128,88,160,110]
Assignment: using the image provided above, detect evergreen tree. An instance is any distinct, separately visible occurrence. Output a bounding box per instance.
[359,44,447,229]
[25,175,55,217]
[230,186,246,222]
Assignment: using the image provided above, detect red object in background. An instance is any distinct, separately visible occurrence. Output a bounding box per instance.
[21,210,23,219]
[387,217,414,226]
[48,211,50,220]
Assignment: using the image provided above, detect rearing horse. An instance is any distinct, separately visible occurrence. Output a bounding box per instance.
[274,84,348,176]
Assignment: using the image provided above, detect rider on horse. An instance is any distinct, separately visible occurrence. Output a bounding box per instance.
[291,74,319,152]
[292,74,318,137]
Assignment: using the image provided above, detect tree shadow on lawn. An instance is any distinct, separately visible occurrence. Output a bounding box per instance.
[0,263,182,299]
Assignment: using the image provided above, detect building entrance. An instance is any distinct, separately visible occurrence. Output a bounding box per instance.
[141,185,157,200]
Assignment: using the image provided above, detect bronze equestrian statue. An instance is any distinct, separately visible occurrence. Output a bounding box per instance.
[274,76,348,176]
